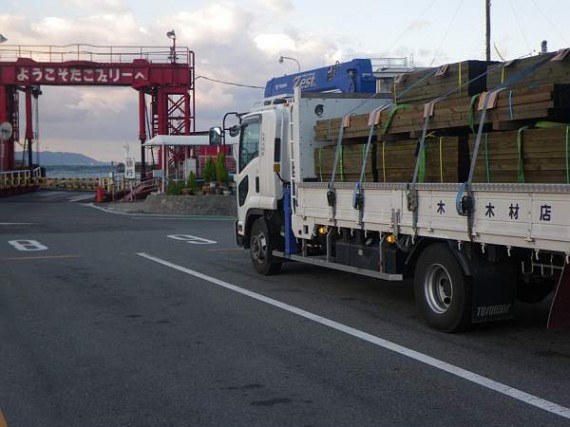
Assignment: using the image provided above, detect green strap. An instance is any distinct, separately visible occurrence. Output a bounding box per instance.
[517,126,529,183]
[468,94,481,133]
[535,121,568,129]
[418,138,426,183]
[382,104,412,137]
[484,133,491,183]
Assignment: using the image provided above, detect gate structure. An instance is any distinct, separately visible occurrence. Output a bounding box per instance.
[0,44,195,176]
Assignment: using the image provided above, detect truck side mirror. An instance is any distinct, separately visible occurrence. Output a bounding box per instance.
[229,125,241,138]
[209,126,223,145]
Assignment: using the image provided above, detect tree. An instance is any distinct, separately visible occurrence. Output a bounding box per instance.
[187,170,199,193]
[202,156,216,183]
[215,152,229,185]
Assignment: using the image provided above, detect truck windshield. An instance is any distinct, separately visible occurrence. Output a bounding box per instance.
[239,118,260,171]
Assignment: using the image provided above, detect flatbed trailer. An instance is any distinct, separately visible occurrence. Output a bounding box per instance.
[215,88,570,332]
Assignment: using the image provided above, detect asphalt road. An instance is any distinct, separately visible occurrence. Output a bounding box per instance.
[1,191,569,426]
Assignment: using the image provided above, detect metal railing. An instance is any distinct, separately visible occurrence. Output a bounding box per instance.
[0,167,42,190]
[0,44,194,65]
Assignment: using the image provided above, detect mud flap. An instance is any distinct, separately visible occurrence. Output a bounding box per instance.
[469,254,517,323]
[547,264,570,330]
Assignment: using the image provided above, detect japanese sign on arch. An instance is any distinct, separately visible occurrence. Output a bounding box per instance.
[16,64,148,86]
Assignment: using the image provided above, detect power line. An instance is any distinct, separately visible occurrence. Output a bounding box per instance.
[388,0,439,49]
[531,0,570,46]
[195,75,264,89]
[508,0,531,54]
[429,0,465,66]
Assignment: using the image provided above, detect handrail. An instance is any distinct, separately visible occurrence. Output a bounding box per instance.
[0,168,41,190]
[0,44,194,65]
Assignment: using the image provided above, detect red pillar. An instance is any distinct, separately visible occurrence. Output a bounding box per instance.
[25,87,34,168]
[0,85,14,170]
[156,88,168,169]
[138,90,147,177]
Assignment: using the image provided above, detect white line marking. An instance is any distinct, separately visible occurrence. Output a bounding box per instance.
[0,223,37,225]
[138,252,570,420]
[68,194,95,203]
[84,203,233,220]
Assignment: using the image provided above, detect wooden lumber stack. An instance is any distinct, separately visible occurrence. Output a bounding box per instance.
[393,60,493,104]
[469,126,570,184]
[315,136,462,183]
[315,143,376,183]
[485,84,570,128]
[487,50,570,91]
[314,84,570,142]
[314,114,375,142]
[380,136,462,183]
[312,51,570,184]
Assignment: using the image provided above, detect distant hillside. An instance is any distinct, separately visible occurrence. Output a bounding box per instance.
[15,151,106,166]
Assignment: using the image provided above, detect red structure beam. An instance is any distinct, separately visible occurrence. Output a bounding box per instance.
[0,45,195,172]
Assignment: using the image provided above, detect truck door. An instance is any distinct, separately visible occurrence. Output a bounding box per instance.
[236,113,282,222]
[237,115,261,221]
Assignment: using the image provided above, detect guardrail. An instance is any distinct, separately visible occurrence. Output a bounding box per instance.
[0,44,193,65]
[0,169,163,202]
[39,177,101,191]
[38,176,138,192]
[0,167,42,191]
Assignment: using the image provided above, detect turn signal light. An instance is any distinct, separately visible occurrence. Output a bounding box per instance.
[386,234,397,244]
[318,226,328,235]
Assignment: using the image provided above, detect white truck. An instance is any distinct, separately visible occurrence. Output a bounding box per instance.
[211,88,570,333]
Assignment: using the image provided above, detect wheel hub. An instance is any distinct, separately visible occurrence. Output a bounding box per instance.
[424,264,453,314]
[251,233,267,263]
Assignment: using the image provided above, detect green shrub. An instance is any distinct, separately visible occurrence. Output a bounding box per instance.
[215,152,229,185]
[166,181,185,195]
[187,170,199,193]
[203,156,216,183]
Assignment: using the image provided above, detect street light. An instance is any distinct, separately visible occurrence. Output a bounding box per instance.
[279,55,301,73]
[0,34,7,43]
[166,29,177,63]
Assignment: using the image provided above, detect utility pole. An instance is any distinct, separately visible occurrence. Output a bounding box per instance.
[485,0,491,61]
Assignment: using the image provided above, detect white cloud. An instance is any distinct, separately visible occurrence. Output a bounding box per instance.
[407,19,431,32]
[64,0,128,13]
[255,0,294,15]
[1,1,334,161]
[73,88,132,115]
[254,33,296,54]
[160,3,248,45]
[30,12,146,45]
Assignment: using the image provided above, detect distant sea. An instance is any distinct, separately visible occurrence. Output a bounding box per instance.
[43,164,119,179]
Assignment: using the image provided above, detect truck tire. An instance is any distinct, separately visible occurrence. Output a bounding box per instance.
[250,218,282,275]
[414,243,472,332]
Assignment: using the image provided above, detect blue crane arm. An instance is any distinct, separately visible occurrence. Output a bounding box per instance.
[264,59,376,97]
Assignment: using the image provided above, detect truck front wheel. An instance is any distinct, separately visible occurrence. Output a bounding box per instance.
[414,243,472,332]
[250,218,282,275]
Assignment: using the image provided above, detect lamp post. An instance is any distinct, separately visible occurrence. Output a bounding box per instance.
[279,55,301,73]
[166,29,177,64]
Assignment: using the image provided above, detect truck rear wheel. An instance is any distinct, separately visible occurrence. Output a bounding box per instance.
[414,243,472,332]
[250,218,282,275]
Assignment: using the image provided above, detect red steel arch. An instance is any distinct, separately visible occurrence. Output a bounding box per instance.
[0,44,195,175]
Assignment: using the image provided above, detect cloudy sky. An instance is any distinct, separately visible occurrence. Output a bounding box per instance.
[1,0,569,162]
